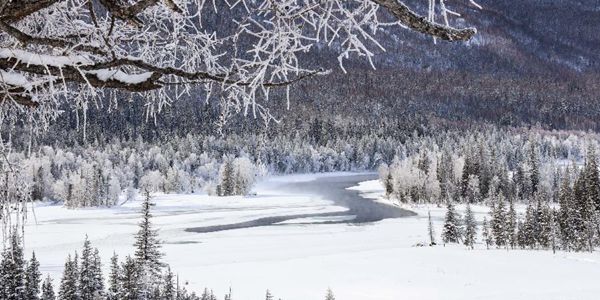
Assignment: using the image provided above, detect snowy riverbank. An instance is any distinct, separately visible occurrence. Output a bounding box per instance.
[21,173,600,300]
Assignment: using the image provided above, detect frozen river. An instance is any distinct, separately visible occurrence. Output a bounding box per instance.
[185,173,414,233]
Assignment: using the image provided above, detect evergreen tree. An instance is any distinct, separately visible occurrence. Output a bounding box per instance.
[572,170,590,251]
[26,252,42,300]
[107,253,121,300]
[384,172,394,199]
[529,144,540,196]
[134,192,163,279]
[585,146,600,211]
[442,201,462,244]
[0,230,26,300]
[119,256,140,300]
[582,147,600,251]
[550,209,558,253]
[91,249,104,297]
[58,254,79,300]
[507,200,518,248]
[41,275,56,300]
[490,197,508,248]
[325,288,335,300]
[219,160,235,196]
[521,203,537,249]
[537,200,554,249]
[517,220,526,249]
[224,288,233,300]
[436,149,455,201]
[463,203,477,249]
[465,175,481,204]
[79,237,103,300]
[163,267,175,300]
[201,288,217,300]
[265,290,274,300]
[558,168,574,250]
[482,217,492,249]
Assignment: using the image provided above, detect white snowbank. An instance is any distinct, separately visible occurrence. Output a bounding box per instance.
[21,173,600,300]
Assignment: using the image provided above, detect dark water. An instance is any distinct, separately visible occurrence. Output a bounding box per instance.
[185,173,415,233]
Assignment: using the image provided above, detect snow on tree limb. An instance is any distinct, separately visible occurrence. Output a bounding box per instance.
[0,0,477,124]
[371,0,476,41]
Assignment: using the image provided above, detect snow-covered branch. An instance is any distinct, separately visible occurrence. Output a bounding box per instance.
[0,0,477,125]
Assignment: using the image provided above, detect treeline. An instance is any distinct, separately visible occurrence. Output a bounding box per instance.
[21,121,404,207]
[18,121,600,209]
[437,153,600,252]
[379,129,597,205]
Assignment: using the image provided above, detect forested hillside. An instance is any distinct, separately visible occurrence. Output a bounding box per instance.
[24,0,599,146]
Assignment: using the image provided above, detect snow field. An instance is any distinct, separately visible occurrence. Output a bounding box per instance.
[21,174,600,300]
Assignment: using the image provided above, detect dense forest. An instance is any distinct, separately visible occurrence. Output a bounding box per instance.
[378,129,600,252]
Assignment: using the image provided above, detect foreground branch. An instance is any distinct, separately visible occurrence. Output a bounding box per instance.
[371,0,476,41]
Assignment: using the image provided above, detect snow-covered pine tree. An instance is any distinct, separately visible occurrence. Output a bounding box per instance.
[134,192,163,298]
[517,220,526,249]
[0,230,26,300]
[507,200,518,249]
[463,203,477,249]
[223,287,233,300]
[482,217,492,249]
[224,288,233,300]
[522,203,537,249]
[58,254,79,300]
[107,253,121,300]
[571,170,590,251]
[134,192,164,276]
[265,290,274,300]
[584,146,600,211]
[466,175,481,204]
[558,168,574,251]
[79,236,102,300]
[529,144,540,196]
[436,148,455,202]
[91,249,104,297]
[490,196,508,248]
[385,173,394,199]
[325,288,336,300]
[218,160,235,196]
[119,256,140,300]
[537,200,554,249]
[427,210,436,246]
[177,286,200,300]
[583,147,600,251]
[460,155,471,199]
[442,201,462,244]
[41,275,56,300]
[550,209,558,253]
[163,267,175,300]
[25,252,42,300]
[201,288,217,300]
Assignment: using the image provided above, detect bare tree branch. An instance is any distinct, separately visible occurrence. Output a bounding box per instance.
[371,0,476,41]
[0,0,61,24]
[0,0,477,122]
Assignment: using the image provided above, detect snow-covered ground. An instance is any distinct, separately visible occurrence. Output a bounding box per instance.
[21,173,600,300]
